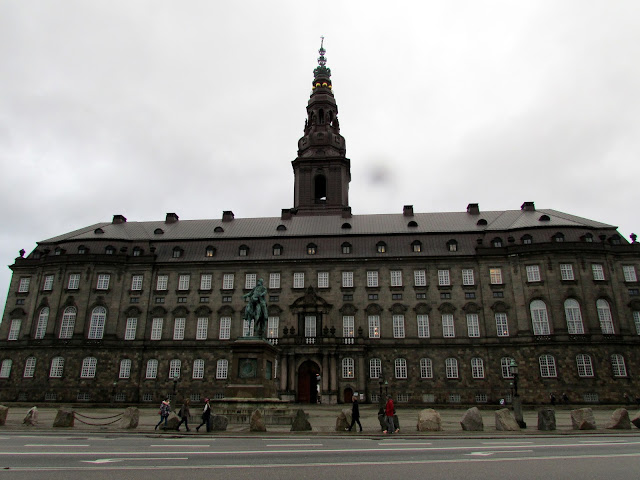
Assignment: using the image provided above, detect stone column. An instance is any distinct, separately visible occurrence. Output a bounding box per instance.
[330,354,337,392]
[357,354,365,395]
[322,354,329,392]
[280,354,288,391]
[288,354,296,395]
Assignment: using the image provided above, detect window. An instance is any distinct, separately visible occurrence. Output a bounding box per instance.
[0,359,12,378]
[576,354,594,377]
[412,241,422,253]
[462,269,474,286]
[343,316,354,338]
[369,358,381,378]
[219,317,231,339]
[442,314,455,338]
[169,359,181,379]
[466,314,480,337]
[530,300,551,335]
[596,299,615,334]
[35,307,49,339]
[634,311,640,335]
[445,358,458,378]
[317,272,329,288]
[438,269,450,286]
[68,273,80,290]
[241,273,256,290]
[417,314,430,338]
[272,244,282,256]
[368,294,378,300]
[125,318,137,340]
[492,238,503,248]
[342,358,354,378]
[96,274,110,290]
[495,313,509,337]
[156,275,168,291]
[560,264,574,281]
[18,277,30,293]
[193,359,205,379]
[592,264,605,281]
[366,271,378,287]
[196,317,208,340]
[243,319,255,337]
[465,292,475,299]
[200,274,212,290]
[239,245,248,256]
[178,274,190,291]
[564,299,584,334]
[376,242,387,253]
[471,357,484,379]
[223,274,234,290]
[342,271,353,288]
[49,357,64,378]
[368,315,380,338]
[146,359,158,379]
[293,272,304,289]
[420,358,433,378]
[447,240,458,252]
[490,268,502,284]
[553,233,564,243]
[173,318,186,340]
[267,316,279,339]
[205,246,215,257]
[23,357,36,378]
[304,316,316,337]
[414,270,426,286]
[539,354,557,378]
[341,243,352,254]
[623,266,638,282]
[395,358,407,379]
[133,247,142,256]
[59,307,76,339]
[611,354,627,377]
[440,292,451,300]
[390,270,403,287]
[393,315,405,338]
[131,275,143,291]
[88,307,106,339]
[522,235,533,245]
[119,359,132,379]
[526,265,541,282]
[307,243,317,255]
[80,357,97,378]
[151,318,163,340]
[501,357,514,378]
[216,359,228,379]
[43,275,54,291]
[269,273,280,289]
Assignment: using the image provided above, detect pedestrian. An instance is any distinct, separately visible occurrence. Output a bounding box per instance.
[346,395,362,432]
[562,392,569,404]
[550,393,556,406]
[176,399,191,432]
[154,399,171,430]
[383,394,399,434]
[196,398,211,432]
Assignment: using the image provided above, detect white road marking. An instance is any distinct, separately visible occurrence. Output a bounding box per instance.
[262,437,311,441]
[150,444,211,447]
[83,457,188,464]
[482,441,533,444]
[467,450,534,456]
[265,444,323,447]
[378,442,432,446]
[25,444,89,447]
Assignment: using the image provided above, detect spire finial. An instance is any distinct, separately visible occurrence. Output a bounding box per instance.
[318,35,327,66]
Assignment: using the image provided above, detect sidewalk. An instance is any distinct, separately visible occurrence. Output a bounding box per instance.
[1,403,639,436]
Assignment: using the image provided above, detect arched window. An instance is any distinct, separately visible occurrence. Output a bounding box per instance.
[216,359,228,379]
[420,358,433,378]
[611,354,627,377]
[553,232,565,243]
[80,357,97,378]
[491,237,503,248]
[564,299,584,334]
[59,307,77,339]
[49,357,64,378]
[193,359,205,379]
[23,357,36,378]
[341,242,352,254]
[501,357,514,378]
[169,359,181,379]
[369,358,381,378]
[446,239,458,252]
[145,359,158,379]
[341,223,352,229]
[342,358,354,378]
[471,357,484,378]
[132,247,143,256]
[307,243,317,255]
[530,300,551,335]
[276,224,287,231]
[538,354,557,377]
[445,358,458,378]
[78,245,87,254]
[35,307,49,339]
[394,358,407,379]
[0,359,12,378]
[105,246,115,255]
[376,241,387,253]
[576,354,594,377]
[521,234,533,245]
[119,359,132,379]
[239,245,249,256]
[205,246,215,257]
[597,299,615,334]
[172,247,182,258]
[214,226,224,233]
[88,306,106,339]
[411,240,422,252]
[272,244,282,256]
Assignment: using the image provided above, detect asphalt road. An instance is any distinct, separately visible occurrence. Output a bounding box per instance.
[1,433,639,479]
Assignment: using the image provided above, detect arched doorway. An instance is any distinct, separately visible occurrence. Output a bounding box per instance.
[343,387,353,404]
[297,360,321,403]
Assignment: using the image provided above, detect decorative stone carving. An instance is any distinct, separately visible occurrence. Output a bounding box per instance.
[119,407,139,429]
[460,407,484,431]
[537,408,556,431]
[250,409,266,432]
[417,408,442,431]
[605,408,631,430]
[495,408,520,431]
[53,408,75,428]
[291,409,312,432]
[571,408,596,430]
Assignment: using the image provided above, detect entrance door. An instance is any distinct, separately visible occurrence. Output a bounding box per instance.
[297,360,321,403]
[343,387,354,404]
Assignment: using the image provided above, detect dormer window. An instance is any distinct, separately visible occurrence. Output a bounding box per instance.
[272,244,282,256]
[239,245,249,257]
[277,225,287,231]
[205,246,215,257]
[105,246,116,255]
[341,223,352,229]
[583,233,593,243]
[94,228,104,234]
[521,235,533,245]
[172,247,183,258]
[539,215,550,222]
[154,228,164,235]
[553,233,564,243]
[476,219,488,226]
[54,248,63,256]
[214,226,224,233]
[411,240,422,253]
[133,247,142,257]
[492,238,503,248]
[447,240,458,252]
[307,243,317,255]
[78,246,87,254]
[610,235,621,245]
[376,242,387,253]
[408,221,418,227]
[341,242,352,254]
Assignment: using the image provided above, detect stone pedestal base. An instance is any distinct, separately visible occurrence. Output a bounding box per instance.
[225,338,279,400]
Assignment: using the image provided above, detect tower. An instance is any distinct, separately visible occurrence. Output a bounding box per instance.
[291,39,351,216]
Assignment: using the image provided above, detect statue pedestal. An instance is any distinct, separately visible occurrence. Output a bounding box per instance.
[224,338,280,400]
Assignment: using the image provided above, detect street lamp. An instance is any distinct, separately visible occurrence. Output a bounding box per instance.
[111,381,117,405]
[384,380,389,397]
[509,359,519,397]
[509,359,526,428]
[172,373,179,400]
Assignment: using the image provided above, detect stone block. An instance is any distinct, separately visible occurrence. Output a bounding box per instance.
[250,409,266,432]
[53,408,75,428]
[460,407,484,431]
[417,408,442,431]
[162,412,180,430]
[291,409,312,432]
[210,414,228,431]
[23,406,38,426]
[571,408,596,430]
[495,408,520,431]
[0,405,8,426]
[537,408,556,431]
[119,407,139,429]
[631,411,640,429]
[605,408,631,429]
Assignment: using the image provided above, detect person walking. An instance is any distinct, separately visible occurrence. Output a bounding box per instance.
[383,394,398,434]
[196,398,211,432]
[347,395,363,432]
[176,399,191,432]
[154,399,171,430]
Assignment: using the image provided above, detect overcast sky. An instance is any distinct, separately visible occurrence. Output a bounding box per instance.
[1,0,639,313]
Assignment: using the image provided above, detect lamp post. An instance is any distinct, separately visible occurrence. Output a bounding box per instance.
[111,381,117,405]
[384,380,389,397]
[509,359,526,428]
[172,373,179,401]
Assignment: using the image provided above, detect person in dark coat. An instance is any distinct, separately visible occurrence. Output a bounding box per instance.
[196,398,211,432]
[176,399,191,432]
[347,395,362,432]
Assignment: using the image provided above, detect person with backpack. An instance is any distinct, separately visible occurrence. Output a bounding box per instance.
[176,399,191,432]
[154,399,171,430]
[196,398,211,432]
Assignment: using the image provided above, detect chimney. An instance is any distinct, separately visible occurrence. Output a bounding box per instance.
[467,203,480,215]
[281,209,292,220]
[521,202,535,212]
[165,213,179,224]
[403,205,414,217]
[112,214,127,224]
[222,211,235,222]
[342,206,352,219]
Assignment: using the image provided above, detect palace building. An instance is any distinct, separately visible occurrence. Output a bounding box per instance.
[1,44,639,406]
